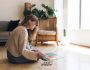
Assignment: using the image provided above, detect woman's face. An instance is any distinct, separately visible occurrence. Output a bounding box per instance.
[28,20,36,30]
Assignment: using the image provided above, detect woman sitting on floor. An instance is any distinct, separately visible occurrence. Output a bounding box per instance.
[5,14,49,64]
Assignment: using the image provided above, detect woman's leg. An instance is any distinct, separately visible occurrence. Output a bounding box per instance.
[7,51,38,64]
[15,56,38,64]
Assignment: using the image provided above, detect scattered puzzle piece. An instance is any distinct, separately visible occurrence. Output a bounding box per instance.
[41,61,52,66]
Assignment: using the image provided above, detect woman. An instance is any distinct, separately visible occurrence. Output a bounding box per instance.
[5,14,49,64]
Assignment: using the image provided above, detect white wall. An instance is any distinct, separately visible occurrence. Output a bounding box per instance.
[0,0,54,21]
[54,0,63,41]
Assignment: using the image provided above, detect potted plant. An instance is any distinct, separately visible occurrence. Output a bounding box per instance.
[23,3,55,19]
[41,4,55,17]
[31,8,48,20]
[23,2,36,17]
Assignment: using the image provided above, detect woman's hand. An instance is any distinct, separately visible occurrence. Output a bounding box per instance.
[31,50,39,52]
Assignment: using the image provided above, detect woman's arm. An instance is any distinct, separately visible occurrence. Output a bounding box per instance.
[18,28,38,61]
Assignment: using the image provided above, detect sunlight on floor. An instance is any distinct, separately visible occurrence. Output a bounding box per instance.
[62,44,90,56]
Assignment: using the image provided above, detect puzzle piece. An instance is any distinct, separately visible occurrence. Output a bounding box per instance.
[41,61,53,66]
[45,53,58,60]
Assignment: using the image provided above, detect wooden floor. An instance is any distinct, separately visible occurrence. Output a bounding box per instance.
[1,42,90,70]
[0,42,64,70]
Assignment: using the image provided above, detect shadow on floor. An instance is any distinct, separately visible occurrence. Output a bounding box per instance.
[0,42,6,46]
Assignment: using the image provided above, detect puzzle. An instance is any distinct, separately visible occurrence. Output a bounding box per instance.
[41,53,63,66]
[41,53,57,66]
[45,53,58,60]
[41,61,53,66]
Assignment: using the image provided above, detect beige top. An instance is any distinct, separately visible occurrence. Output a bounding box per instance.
[5,26,38,61]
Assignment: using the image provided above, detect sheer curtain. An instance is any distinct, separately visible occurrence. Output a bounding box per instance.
[68,0,90,46]
[68,0,80,30]
[81,0,90,29]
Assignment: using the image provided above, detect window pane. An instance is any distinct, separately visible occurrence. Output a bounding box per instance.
[68,0,80,30]
[81,0,90,29]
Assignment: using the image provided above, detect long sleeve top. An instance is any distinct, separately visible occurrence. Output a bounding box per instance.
[5,26,38,61]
